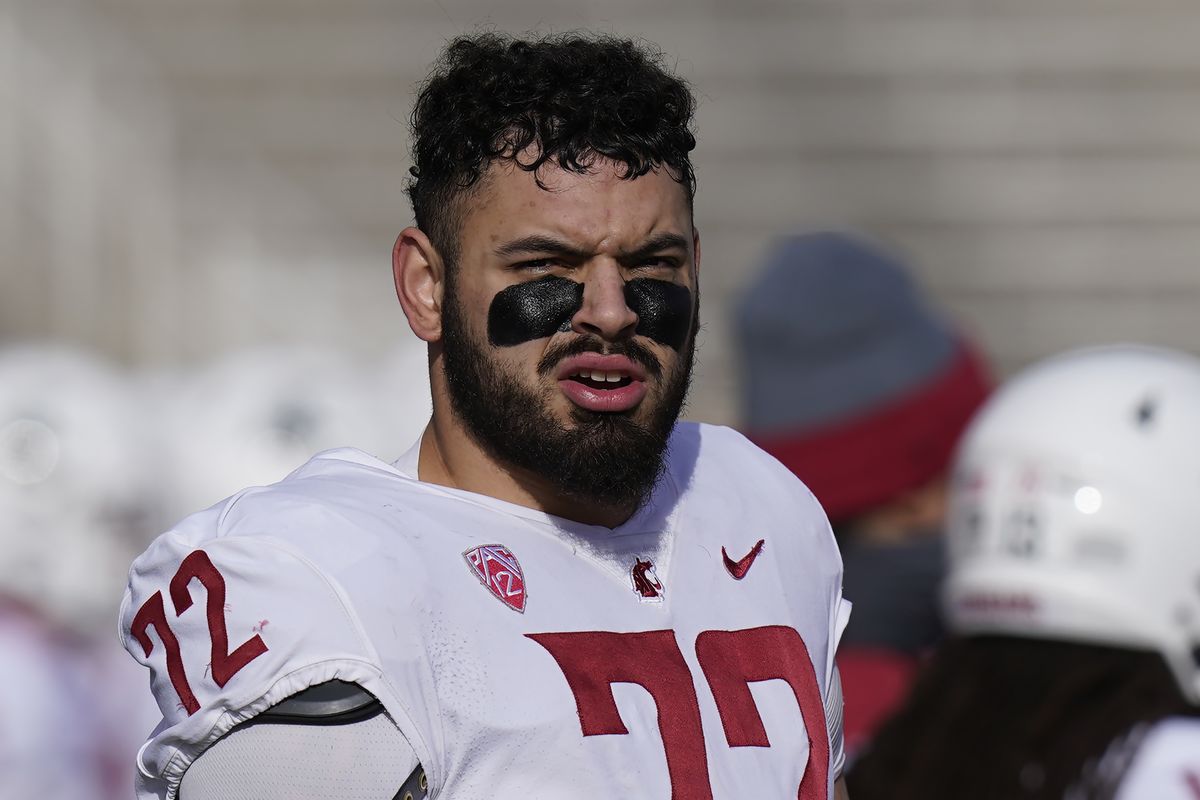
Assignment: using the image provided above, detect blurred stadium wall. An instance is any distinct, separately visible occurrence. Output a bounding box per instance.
[5,0,1200,425]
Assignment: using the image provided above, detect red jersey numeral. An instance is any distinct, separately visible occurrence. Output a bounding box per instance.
[132,549,269,715]
[528,626,827,800]
[131,591,200,714]
[527,630,712,799]
[170,550,269,687]
[696,627,828,800]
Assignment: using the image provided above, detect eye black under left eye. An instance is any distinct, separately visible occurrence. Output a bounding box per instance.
[488,276,583,346]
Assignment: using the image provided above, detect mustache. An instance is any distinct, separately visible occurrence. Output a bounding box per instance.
[536,336,664,379]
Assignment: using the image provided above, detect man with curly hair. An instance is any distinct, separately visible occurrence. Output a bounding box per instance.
[121,33,851,800]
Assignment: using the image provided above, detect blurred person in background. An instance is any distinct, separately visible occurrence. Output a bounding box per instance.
[847,345,1200,800]
[0,341,431,800]
[0,346,162,800]
[735,231,991,754]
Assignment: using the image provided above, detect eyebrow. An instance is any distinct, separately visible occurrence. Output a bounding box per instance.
[493,232,691,262]
[494,235,591,260]
[618,232,690,264]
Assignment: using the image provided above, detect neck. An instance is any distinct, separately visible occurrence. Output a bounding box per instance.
[415,412,635,528]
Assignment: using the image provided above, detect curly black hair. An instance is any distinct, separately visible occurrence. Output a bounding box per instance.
[406,32,698,263]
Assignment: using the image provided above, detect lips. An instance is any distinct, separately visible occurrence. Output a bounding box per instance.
[555,353,649,413]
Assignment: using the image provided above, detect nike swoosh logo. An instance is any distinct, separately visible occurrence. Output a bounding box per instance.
[722,539,765,580]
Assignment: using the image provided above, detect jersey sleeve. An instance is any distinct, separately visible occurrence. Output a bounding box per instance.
[119,501,431,800]
[825,660,848,781]
[825,551,853,783]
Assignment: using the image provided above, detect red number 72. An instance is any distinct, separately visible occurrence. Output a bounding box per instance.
[527,625,828,800]
[130,550,269,715]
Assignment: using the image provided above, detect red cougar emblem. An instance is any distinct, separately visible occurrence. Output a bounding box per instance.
[631,557,665,601]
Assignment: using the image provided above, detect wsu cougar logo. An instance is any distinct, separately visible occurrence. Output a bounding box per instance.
[464,544,527,612]
[631,557,664,602]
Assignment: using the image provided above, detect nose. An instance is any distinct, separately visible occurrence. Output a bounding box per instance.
[570,262,638,342]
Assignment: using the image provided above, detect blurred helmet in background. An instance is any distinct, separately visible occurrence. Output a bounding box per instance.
[944,344,1200,703]
[164,346,412,519]
[0,345,157,635]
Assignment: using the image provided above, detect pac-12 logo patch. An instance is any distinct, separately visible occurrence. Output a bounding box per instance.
[464,544,526,613]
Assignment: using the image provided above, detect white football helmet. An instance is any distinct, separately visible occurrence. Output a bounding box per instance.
[164,346,403,519]
[944,345,1200,703]
[0,346,158,635]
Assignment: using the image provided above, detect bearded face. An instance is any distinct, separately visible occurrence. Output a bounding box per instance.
[417,156,700,517]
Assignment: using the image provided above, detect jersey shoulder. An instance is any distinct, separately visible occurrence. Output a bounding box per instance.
[124,446,428,626]
[120,448,433,797]
[675,422,843,585]
[677,424,850,699]
[680,422,832,524]
[136,446,428,571]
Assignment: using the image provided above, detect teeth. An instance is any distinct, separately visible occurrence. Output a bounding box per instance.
[570,369,626,383]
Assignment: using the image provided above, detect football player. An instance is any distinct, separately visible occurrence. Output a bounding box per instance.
[847,345,1200,800]
[122,33,852,800]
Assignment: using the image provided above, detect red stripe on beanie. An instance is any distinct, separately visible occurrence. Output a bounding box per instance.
[751,343,991,524]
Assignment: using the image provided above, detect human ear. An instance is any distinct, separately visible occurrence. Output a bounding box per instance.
[393,226,445,342]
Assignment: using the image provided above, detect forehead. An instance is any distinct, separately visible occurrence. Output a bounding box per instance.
[460,158,694,253]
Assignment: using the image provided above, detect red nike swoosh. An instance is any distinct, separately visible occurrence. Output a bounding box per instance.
[722,539,765,580]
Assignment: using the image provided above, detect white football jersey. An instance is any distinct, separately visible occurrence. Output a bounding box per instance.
[121,422,849,800]
[1113,718,1200,800]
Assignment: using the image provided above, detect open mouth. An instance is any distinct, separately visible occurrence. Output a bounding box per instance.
[556,355,649,413]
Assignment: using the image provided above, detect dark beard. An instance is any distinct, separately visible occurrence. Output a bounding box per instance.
[440,282,695,515]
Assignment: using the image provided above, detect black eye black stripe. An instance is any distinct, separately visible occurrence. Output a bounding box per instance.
[487,277,584,347]
[624,278,692,351]
[487,276,692,350]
